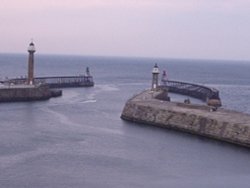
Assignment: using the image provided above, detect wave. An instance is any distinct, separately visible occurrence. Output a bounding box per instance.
[79,99,97,104]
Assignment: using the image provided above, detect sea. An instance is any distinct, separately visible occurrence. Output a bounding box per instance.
[0,53,250,188]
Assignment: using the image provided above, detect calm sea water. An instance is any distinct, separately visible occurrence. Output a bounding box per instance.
[1,54,250,188]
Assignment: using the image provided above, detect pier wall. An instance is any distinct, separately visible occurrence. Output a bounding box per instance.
[0,84,61,102]
[121,90,250,148]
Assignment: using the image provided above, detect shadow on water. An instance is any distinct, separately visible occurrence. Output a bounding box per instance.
[121,119,250,154]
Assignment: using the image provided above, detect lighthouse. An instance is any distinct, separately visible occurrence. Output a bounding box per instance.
[151,63,160,90]
[27,41,36,85]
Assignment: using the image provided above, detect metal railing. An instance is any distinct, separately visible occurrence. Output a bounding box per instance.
[160,80,220,101]
[1,75,94,88]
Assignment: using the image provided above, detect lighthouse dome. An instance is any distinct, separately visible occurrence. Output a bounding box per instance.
[28,42,36,52]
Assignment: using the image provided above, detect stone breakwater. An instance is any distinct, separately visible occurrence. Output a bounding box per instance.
[121,89,250,148]
[0,84,62,102]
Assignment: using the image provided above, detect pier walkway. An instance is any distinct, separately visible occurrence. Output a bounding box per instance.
[160,80,220,101]
[1,75,94,88]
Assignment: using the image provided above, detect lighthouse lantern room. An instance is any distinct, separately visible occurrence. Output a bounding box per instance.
[151,63,160,90]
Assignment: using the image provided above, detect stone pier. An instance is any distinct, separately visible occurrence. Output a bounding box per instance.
[0,84,62,102]
[121,89,250,148]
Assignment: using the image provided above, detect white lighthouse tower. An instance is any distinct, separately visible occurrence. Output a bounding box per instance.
[151,63,160,90]
[27,41,36,85]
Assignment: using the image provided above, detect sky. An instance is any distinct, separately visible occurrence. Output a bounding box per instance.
[1,0,250,60]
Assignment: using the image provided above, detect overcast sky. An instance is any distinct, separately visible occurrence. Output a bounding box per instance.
[1,0,250,60]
